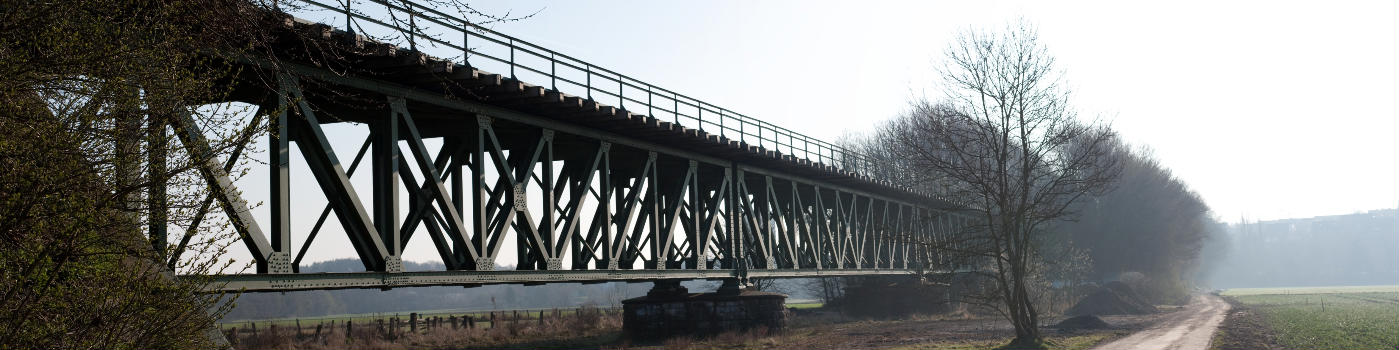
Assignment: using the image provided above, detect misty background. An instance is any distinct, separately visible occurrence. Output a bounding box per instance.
[1203,209,1398,289]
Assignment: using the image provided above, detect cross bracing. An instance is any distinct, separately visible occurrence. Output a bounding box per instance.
[162,2,978,292]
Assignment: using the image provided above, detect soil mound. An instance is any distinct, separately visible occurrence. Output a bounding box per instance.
[1053,315,1110,330]
[1065,281,1159,316]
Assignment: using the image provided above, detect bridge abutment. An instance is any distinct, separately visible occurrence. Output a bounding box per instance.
[622,279,787,338]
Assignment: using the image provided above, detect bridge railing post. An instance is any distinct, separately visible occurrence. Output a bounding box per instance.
[343,0,353,34]
[461,20,470,67]
[697,103,704,133]
[733,109,744,143]
[787,132,794,157]
[404,1,416,52]
[761,121,772,150]
[716,106,723,138]
[805,138,811,162]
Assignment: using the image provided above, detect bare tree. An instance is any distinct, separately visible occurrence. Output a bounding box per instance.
[747,277,796,296]
[874,21,1120,348]
[800,277,846,304]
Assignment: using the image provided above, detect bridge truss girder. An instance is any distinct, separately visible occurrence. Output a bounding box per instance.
[178,58,975,292]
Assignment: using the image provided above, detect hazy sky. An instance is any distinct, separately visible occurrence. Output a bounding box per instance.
[245,1,1396,266]
[458,0,1397,222]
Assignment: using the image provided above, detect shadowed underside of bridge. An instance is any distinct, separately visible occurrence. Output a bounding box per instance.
[173,2,977,292]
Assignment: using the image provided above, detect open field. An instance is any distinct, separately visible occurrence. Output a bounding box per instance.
[1221,285,1398,296]
[1214,286,1399,350]
[622,312,1147,350]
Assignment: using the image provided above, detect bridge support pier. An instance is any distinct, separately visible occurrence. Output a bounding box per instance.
[622,279,787,338]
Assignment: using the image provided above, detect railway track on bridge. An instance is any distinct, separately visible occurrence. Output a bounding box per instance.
[170,0,978,292]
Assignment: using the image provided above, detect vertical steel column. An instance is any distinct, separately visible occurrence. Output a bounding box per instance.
[898,204,908,269]
[509,134,537,270]
[727,163,744,281]
[934,212,943,268]
[833,191,847,269]
[565,150,584,269]
[508,137,526,269]
[687,161,701,269]
[567,160,581,269]
[269,102,293,273]
[939,214,951,268]
[599,142,614,269]
[811,184,817,268]
[114,102,141,219]
[451,137,467,266]
[646,152,661,269]
[451,138,464,217]
[541,130,557,270]
[147,116,168,260]
[786,182,800,269]
[374,102,402,259]
[473,116,490,270]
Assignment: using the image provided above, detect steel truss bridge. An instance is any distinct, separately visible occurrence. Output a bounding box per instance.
[164,0,977,292]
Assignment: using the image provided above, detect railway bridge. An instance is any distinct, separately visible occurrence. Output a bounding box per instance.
[151,1,977,330]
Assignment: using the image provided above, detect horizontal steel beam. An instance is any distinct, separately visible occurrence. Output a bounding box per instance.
[198,268,955,292]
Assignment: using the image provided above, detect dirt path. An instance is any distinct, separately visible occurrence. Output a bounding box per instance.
[1093,294,1230,350]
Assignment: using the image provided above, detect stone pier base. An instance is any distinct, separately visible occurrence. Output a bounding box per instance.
[622,281,786,338]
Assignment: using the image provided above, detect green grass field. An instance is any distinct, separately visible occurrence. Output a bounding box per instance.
[1223,286,1399,349]
[1222,285,1398,296]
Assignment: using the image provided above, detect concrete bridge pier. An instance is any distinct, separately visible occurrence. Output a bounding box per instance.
[622,279,787,338]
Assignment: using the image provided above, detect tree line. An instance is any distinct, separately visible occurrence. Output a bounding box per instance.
[838,20,1223,348]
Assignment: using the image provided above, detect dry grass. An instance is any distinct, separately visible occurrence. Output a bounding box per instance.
[228,307,622,350]
[605,315,1122,350]
[889,333,1117,350]
[605,326,791,350]
[227,305,1140,350]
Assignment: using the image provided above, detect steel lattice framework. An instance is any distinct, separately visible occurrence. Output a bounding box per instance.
[165,2,977,292]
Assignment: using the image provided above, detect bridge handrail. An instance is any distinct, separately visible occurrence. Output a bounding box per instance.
[290,0,930,197]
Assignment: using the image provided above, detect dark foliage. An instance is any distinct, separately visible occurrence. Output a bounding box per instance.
[0,0,274,347]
